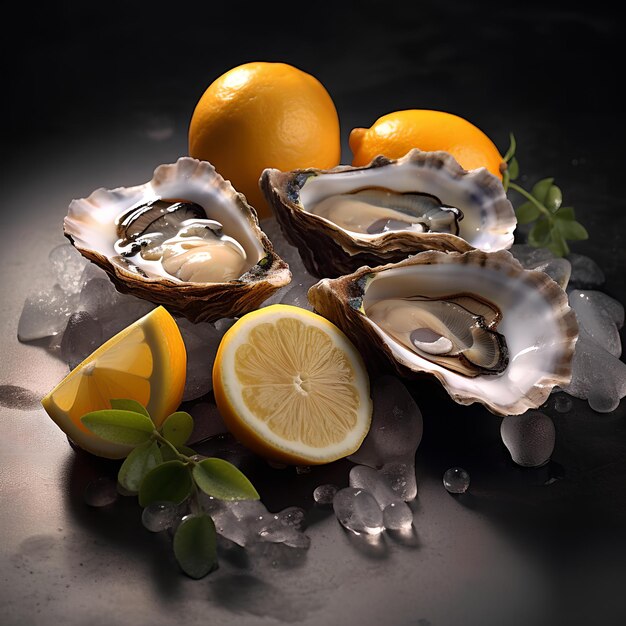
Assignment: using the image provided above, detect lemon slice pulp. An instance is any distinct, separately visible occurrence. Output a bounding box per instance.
[213,304,372,464]
[41,306,186,459]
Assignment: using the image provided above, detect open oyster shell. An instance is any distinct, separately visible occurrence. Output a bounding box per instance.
[261,149,516,278]
[64,157,291,322]
[308,249,578,416]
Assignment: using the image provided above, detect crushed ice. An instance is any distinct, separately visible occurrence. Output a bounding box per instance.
[511,244,625,413]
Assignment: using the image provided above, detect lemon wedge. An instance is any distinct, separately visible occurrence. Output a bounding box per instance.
[42,306,186,459]
[213,304,372,464]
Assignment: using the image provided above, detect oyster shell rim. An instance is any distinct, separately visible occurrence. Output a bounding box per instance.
[261,148,517,278]
[63,157,292,323]
[308,248,579,416]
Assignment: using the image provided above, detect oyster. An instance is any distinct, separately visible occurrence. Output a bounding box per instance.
[308,249,578,416]
[64,157,291,322]
[261,149,516,278]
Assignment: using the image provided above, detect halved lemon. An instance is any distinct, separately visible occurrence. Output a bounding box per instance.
[41,306,186,459]
[213,304,372,465]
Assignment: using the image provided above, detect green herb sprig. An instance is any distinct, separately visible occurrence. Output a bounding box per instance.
[502,133,588,257]
[81,399,259,579]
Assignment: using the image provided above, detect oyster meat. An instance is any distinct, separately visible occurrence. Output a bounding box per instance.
[261,149,517,278]
[309,249,578,416]
[64,157,291,322]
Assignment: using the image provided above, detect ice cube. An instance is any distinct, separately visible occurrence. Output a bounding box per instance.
[509,244,555,268]
[205,498,310,549]
[176,318,223,402]
[529,258,572,290]
[18,284,79,341]
[569,290,622,358]
[348,375,423,468]
[49,244,89,294]
[584,291,624,328]
[332,487,384,535]
[563,327,626,413]
[60,311,103,369]
[78,276,121,320]
[382,502,414,530]
[500,411,556,467]
[567,253,605,289]
[349,465,398,508]
[380,462,418,501]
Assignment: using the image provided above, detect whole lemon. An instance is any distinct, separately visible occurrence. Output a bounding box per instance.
[349,109,505,179]
[189,62,341,219]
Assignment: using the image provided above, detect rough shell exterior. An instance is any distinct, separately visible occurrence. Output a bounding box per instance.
[64,157,291,322]
[308,249,579,416]
[261,149,516,278]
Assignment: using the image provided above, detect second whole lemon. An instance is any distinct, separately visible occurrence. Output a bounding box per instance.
[349,109,505,180]
[188,62,341,219]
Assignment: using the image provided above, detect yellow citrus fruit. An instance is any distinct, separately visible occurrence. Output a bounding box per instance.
[349,109,505,179]
[212,304,372,465]
[188,62,341,219]
[41,306,186,459]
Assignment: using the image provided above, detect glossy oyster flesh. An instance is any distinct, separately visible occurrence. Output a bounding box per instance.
[261,149,517,278]
[308,249,578,416]
[64,157,291,322]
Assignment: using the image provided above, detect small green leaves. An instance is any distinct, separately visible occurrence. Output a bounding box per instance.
[139,460,193,507]
[79,399,263,579]
[161,411,194,447]
[192,458,260,501]
[118,440,163,493]
[515,201,541,224]
[81,409,155,445]
[109,399,150,418]
[556,218,589,241]
[504,133,589,257]
[173,514,218,579]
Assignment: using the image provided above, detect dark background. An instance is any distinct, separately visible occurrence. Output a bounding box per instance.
[2,2,625,625]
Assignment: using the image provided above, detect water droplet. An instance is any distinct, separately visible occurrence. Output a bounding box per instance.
[382,501,413,530]
[83,477,118,507]
[141,501,181,532]
[296,465,311,475]
[443,467,470,494]
[313,484,338,505]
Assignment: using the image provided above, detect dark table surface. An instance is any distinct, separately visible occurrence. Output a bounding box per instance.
[2,3,625,626]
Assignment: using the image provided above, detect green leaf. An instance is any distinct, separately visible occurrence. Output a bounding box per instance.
[81,410,155,445]
[139,460,192,507]
[528,217,552,247]
[555,206,575,221]
[118,440,163,493]
[546,224,569,257]
[531,178,554,204]
[515,201,541,224]
[502,132,516,162]
[507,157,519,181]
[192,458,260,501]
[173,514,217,579]
[161,411,194,447]
[545,184,562,212]
[556,219,589,241]
[110,399,150,418]
[160,443,197,462]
